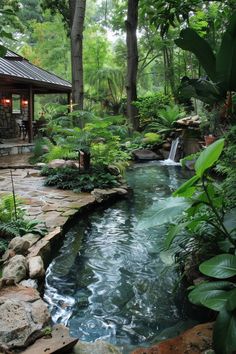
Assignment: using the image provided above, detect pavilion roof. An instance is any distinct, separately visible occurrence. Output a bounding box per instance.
[0,50,71,93]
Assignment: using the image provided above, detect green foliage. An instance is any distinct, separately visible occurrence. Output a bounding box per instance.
[175,28,216,81]
[0,218,47,238]
[175,11,236,104]
[143,132,162,145]
[42,107,130,173]
[147,104,185,135]
[216,125,236,208]
[30,137,53,164]
[134,92,173,126]
[41,166,119,192]
[0,238,8,256]
[44,146,77,162]
[91,138,130,167]
[0,195,25,222]
[188,254,236,354]
[194,139,225,177]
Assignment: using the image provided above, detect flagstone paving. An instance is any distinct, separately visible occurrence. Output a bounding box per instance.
[0,168,96,230]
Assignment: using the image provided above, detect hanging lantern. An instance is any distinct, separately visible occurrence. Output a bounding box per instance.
[2,97,11,106]
[22,98,28,107]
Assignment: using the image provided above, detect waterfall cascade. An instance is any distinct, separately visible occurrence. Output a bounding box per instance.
[161,137,180,165]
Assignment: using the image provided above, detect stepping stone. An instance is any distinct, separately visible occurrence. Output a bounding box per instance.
[21,324,78,354]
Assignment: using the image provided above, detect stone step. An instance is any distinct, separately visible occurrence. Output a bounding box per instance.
[21,324,78,354]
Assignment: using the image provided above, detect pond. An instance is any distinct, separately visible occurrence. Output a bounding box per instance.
[44,162,197,353]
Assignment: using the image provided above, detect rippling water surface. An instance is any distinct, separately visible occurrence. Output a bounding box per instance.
[44,162,194,351]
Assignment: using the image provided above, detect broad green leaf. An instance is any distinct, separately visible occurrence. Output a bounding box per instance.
[224,208,236,233]
[218,239,234,253]
[195,139,225,177]
[189,281,234,311]
[173,175,199,197]
[136,197,190,230]
[175,28,217,81]
[226,288,236,311]
[200,254,236,279]
[213,308,236,354]
[216,12,236,92]
[165,222,189,249]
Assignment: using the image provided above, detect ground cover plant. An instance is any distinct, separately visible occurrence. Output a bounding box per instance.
[0,194,47,256]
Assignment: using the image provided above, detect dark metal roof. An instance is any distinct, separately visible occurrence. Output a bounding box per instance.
[0,50,71,92]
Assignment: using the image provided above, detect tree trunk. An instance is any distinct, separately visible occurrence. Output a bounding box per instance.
[125,0,139,132]
[70,0,86,122]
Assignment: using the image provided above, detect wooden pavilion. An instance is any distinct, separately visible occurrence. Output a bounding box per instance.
[0,50,71,143]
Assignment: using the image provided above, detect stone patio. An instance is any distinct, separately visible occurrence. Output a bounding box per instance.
[0,167,96,230]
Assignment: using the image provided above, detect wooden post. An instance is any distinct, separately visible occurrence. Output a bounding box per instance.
[67,92,72,113]
[28,85,33,143]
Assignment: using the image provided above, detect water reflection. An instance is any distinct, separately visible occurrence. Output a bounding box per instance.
[44,162,193,349]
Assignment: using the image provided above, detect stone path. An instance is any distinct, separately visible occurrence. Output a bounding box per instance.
[0,168,96,230]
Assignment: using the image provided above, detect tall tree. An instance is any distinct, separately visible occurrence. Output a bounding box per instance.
[125,0,139,131]
[70,0,86,112]
[41,0,86,118]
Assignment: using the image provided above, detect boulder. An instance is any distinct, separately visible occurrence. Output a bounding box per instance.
[31,299,50,325]
[21,324,78,354]
[35,162,47,168]
[73,340,122,354]
[64,160,80,169]
[48,159,66,169]
[8,237,30,255]
[1,249,15,262]
[2,255,28,283]
[0,298,49,349]
[91,187,128,203]
[0,285,40,302]
[41,145,50,154]
[131,322,214,354]
[107,164,120,176]
[132,149,160,161]
[20,279,38,289]
[22,233,41,247]
[28,256,45,279]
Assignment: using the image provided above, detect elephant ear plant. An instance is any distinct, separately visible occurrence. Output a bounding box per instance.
[137,138,236,354]
[175,11,236,105]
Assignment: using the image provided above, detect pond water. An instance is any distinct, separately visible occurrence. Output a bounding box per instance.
[44,162,196,352]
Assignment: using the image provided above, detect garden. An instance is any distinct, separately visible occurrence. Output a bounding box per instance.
[0,1,236,354]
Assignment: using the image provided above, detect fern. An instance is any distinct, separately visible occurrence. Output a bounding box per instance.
[0,195,25,222]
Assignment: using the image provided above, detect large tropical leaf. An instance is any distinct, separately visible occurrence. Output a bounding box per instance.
[136,197,190,230]
[195,139,225,177]
[223,208,236,233]
[178,78,222,104]
[200,254,236,279]
[173,175,199,197]
[175,28,217,81]
[226,288,236,311]
[189,281,234,311]
[165,221,189,249]
[213,308,236,354]
[216,12,236,92]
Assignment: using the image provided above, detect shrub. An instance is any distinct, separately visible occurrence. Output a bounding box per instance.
[134,92,173,126]
[41,166,119,192]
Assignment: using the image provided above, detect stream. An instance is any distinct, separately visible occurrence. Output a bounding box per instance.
[44,162,196,353]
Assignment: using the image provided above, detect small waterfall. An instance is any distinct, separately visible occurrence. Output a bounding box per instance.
[161,137,180,166]
[168,137,179,161]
